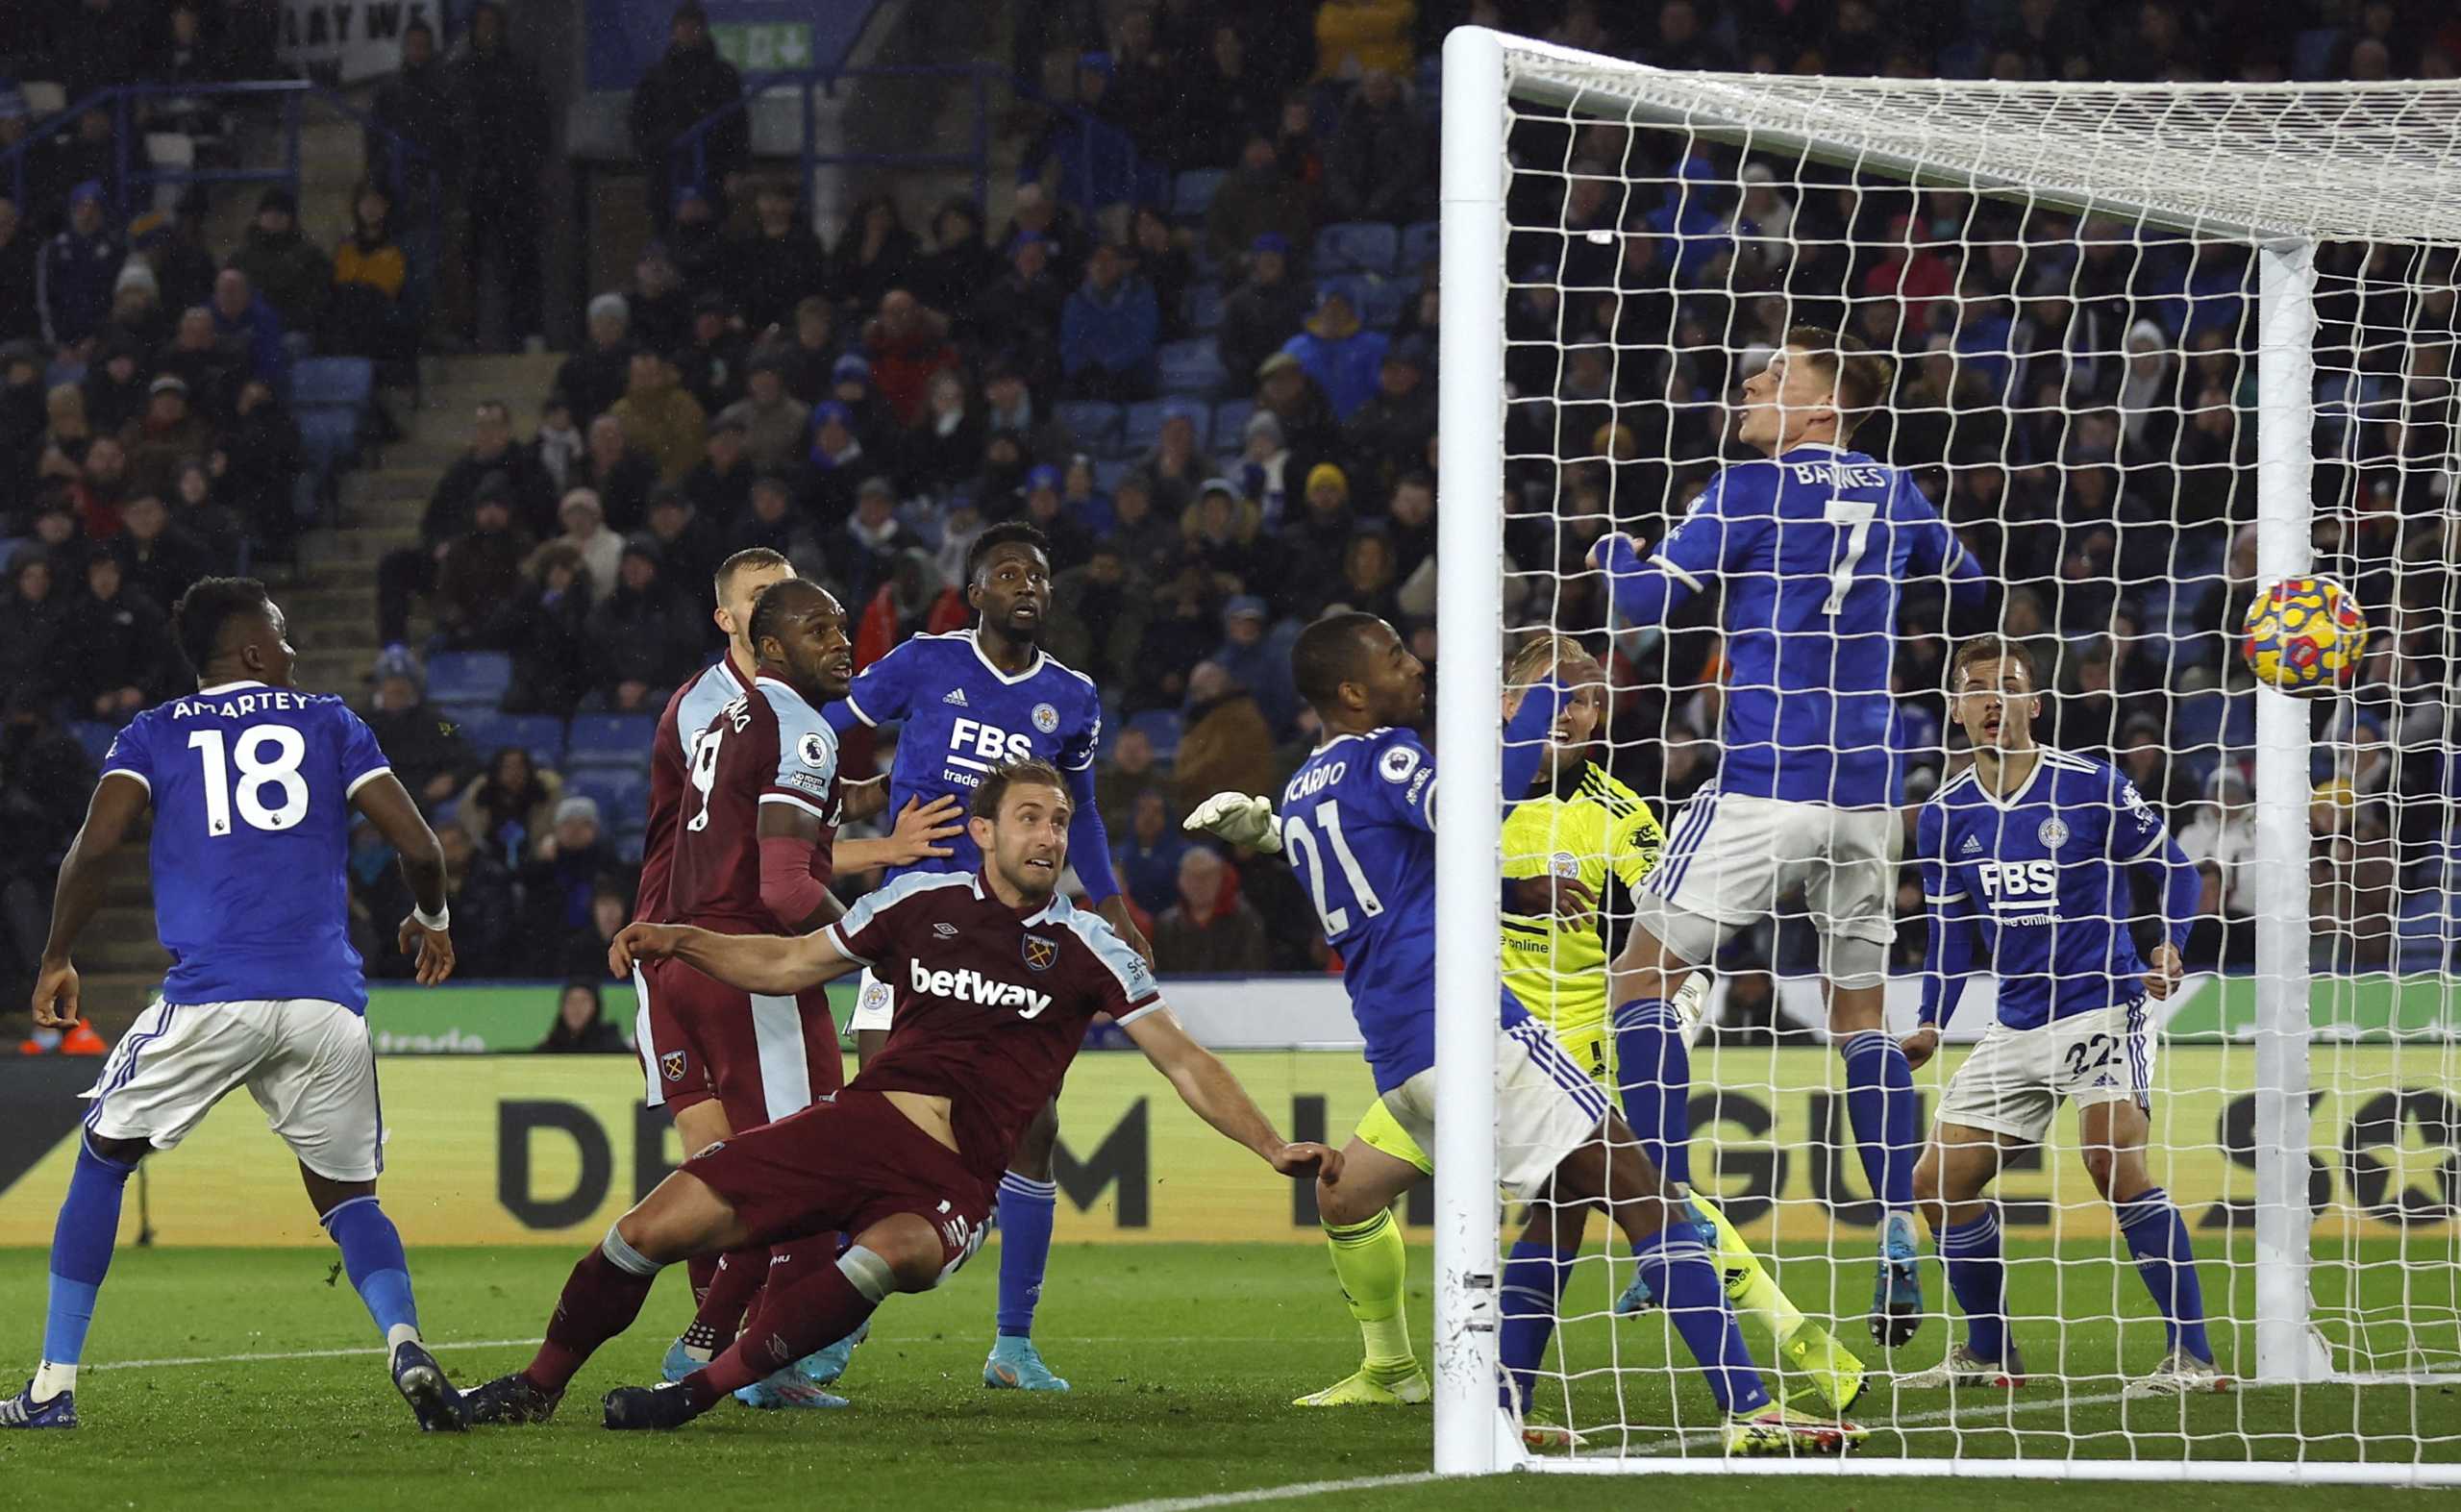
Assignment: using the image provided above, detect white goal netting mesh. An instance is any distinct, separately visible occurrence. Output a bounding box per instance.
[1471,45,2461,1475]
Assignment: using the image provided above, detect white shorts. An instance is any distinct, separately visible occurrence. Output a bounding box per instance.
[848,968,896,1032]
[83,998,385,1182]
[1370,1019,1613,1200]
[1935,1001,2155,1144]
[1633,789,1899,983]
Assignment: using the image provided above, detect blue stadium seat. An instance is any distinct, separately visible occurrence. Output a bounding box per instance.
[1315,221,1398,276]
[1122,400,1170,456]
[424,651,512,706]
[292,356,375,413]
[451,710,565,769]
[1056,400,1124,455]
[567,766,651,827]
[68,720,118,766]
[1171,168,1228,220]
[297,408,359,481]
[1127,707,1183,762]
[1357,275,1407,330]
[566,713,659,769]
[1400,220,1440,272]
[1093,457,1131,496]
[1187,281,1225,334]
[1212,398,1255,446]
[1156,337,1228,396]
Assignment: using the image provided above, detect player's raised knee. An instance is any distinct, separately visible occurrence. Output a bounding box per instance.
[853,1212,953,1292]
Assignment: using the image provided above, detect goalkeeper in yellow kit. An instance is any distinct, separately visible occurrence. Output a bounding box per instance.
[1296,636,1864,1417]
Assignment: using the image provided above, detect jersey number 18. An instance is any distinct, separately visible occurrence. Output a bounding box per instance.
[187,725,310,835]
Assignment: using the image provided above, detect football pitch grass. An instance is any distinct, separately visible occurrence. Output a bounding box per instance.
[1,1240,2453,1509]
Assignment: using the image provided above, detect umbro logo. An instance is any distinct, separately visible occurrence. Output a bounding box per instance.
[943,688,969,706]
[933,922,959,937]
[1960,835,1983,855]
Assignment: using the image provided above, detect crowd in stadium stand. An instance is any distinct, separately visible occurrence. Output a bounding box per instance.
[6,0,2459,1046]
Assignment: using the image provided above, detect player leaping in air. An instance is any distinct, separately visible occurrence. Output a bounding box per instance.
[6,580,464,1431]
[1187,611,1862,1453]
[1587,326,1985,1347]
[460,760,1333,1431]
[818,521,1152,1393]
[1897,635,2224,1398]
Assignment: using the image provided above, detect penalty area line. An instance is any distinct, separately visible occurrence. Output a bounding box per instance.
[87,1337,540,1372]
[1077,1473,1450,1512]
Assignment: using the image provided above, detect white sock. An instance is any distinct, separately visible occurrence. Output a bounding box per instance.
[31,1361,76,1400]
[386,1323,421,1355]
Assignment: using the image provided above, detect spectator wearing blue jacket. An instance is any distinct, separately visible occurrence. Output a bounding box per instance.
[1279,284,1388,421]
[211,266,289,393]
[37,182,123,351]
[1060,241,1159,401]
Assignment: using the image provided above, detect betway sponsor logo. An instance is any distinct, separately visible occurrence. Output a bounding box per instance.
[909,957,1052,1016]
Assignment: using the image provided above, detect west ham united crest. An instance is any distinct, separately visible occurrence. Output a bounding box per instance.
[660,1050,688,1081]
[1021,932,1058,971]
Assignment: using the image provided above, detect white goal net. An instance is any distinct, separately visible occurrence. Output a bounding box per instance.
[1431,27,2461,1482]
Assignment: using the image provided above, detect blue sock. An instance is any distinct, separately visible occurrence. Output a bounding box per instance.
[40,1137,137,1368]
[1497,1241,1578,1413]
[995,1173,1057,1339]
[1838,1030,1917,1212]
[1938,1209,2009,1364]
[1630,1224,1768,1415]
[1611,997,1690,1187]
[321,1196,419,1342]
[2114,1186,2211,1362]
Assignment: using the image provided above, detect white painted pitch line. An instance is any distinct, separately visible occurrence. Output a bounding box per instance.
[87,1337,539,1372]
[1077,1473,1450,1512]
[1625,1384,2136,1455]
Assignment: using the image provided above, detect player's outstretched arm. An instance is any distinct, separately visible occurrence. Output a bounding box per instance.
[1184,792,1280,852]
[353,771,455,986]
[612,919,859,995]
[33,773,151,1027]
[833,794,965,873]
[1123,1005,1342,1181]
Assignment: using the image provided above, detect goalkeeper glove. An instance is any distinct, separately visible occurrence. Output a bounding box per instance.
[1183,792,1280,853]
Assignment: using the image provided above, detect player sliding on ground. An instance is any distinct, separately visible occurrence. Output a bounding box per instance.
[1186,612,1863,1454]
[1897,635,2225,1398]
[1587,326,1985,1348]
[461,759,1334,1431]
[6,580,465,1432]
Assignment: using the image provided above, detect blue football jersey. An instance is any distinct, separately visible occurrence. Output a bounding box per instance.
[1918,748,2173,1029]
[1605,443,1982,807]
[841,630,1103,881]
[100,680,392,1011]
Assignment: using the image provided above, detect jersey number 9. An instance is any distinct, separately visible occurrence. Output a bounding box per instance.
[187,725,310,835]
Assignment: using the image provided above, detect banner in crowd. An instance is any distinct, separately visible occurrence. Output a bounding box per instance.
[277,0,443,83]
[0,1048,2448,1249]
[584,0,882,92]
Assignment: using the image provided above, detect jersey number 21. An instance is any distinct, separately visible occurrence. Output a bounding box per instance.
[1281,800,1382,934]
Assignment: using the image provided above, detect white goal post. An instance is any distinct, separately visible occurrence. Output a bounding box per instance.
[1433,24,2461,1482]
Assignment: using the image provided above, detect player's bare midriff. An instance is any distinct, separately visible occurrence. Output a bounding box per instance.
[881,1089,961,1154]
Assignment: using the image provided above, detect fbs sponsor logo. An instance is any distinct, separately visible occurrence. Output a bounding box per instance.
[908,956,1053,1016]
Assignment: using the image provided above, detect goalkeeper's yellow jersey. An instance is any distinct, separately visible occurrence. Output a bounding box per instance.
[1501,763,1665,1064]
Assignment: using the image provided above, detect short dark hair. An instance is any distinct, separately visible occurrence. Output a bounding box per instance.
[965,520,1051,587]
[713,545,790,600]
[1292,610,1384,711]
[971,758,1071,822]
[1951,633,2039,689]
[746,577,828,657]
[1784,324,1892,438]
[173,576,273,678]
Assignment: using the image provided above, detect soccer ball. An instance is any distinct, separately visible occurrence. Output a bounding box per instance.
[2241,575,2366,695]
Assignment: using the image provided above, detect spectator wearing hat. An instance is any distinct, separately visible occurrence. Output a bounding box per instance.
[833,193,921,313]
[492,543,596,717]
[772,294,841,403]
[719,351,809,474]
[102,259,167,356]
[1211,590,1301,733]
[644,483,724,592]
[448,1,550,350]
[326,181,410,364]
[1325,68,1433,225]
[82,334,150,434]
[682,416,755,523]
[1019,52,1147,215]
[532,391,585,495]
[911,196,1001,322]
[1102,469,1183,581]
[112,491,212,612]
[1232,408,1295,529]
[1061,242,1160,401]
[666,180,729,292]
[729,471,825,578]
[860,289,959,428]
[607,348,708,486]
[1341,332,1435,500]
[677,288,748,413]
[521,793,624,940]
[900,368,984,499]
[1253,349,1340,481]
[630,2,748,234]
[834,476,909,603]
[210,266,287,391]
[228,186,333,338]
[1276,461,1358,616]
[576,412,659,533]
[37,182,122,351]
[62,553,173,723]
[1218,231,1310,394]
[1050,537,1150,691]
[559,294,638,428]
[435,479,532,649]
[1018,462,1094,570]
[120,376,212,500]
[124,208,216,327]
[805,398,869,524]
[824,348,894,446]
[0,196,37,345]
[149,306,240,424]
[1280,282,1388,420]
[1181,477,1280,604]
[993,182,1085,289]
[363,647,477,809]
[585,534,700,711]
[1206,134,1314,270]
[544,485,623,593]
[964,232,1067,392]
[726,181,830,333]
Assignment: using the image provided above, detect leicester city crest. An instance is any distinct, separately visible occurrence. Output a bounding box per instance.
[2038,817,2070,849]
[660,1049,688,1081]
[1021,932,1058,972]
[1032,702,1059,733]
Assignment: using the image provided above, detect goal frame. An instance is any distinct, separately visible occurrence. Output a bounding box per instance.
[1430,23,2448,1480]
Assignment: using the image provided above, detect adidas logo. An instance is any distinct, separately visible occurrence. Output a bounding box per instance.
[943,688,969,706]
[1960,835,1983,855]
